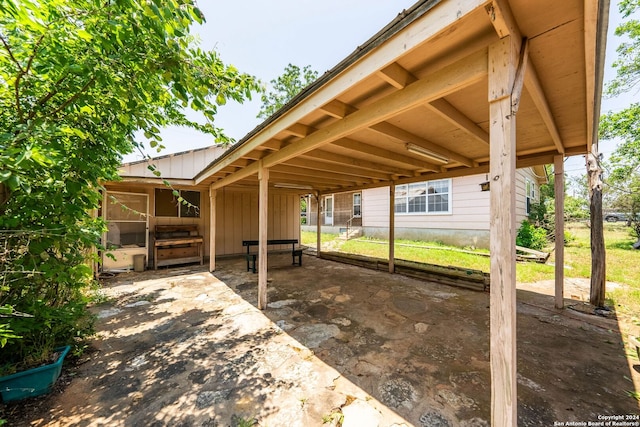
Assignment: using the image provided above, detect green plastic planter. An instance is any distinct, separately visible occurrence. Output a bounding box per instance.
[0,345,71,403]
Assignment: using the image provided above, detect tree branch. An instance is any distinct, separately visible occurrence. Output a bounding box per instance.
[1,34,26,120]
[24,33,46,76]
[27,73,71,122]
[0,34,25,73]
[49,76,96,117]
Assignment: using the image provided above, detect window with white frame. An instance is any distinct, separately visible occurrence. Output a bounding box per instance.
[394,179,451,214]
[525,178,536,215]
[353,193,362,217]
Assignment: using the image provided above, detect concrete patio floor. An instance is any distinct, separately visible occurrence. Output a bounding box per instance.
[6,253,639,426]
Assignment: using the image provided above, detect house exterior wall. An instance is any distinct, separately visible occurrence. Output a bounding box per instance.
[103,183,301,267]
[359,169,542,249]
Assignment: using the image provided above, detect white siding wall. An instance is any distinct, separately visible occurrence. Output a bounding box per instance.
[363,174,491,230]
[363,170,541,230]
[361,169,544,248]
[516,167,543,224]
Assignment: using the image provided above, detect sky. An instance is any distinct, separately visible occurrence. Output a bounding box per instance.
[125,1,635,179]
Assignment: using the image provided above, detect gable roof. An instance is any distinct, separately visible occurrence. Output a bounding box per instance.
[192,0,608,194]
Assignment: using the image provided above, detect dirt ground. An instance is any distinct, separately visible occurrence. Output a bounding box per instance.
[2,253,639,426]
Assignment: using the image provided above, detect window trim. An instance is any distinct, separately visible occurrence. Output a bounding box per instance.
[394,178,452,215]
[353,193,362,218]
[525,178,535,215]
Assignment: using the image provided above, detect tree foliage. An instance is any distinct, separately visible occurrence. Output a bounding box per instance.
[600,0,640,237]
[257,64,319,119]
[0,0,259,365]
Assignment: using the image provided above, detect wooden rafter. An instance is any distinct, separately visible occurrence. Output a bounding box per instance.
[485,0,522,41]
[285,156,392,180]
[269,171,362,187]
[426,99,490,146]
[256,139,284,151]
[331,138,441,172]
[270,165,366,185]
[320,100,356,119]
[283,123,314,138]
[376,62,417,89]
[524,60,564,154]
[301,150,414,177]
[369,121,477,167]
[208,49,487,190]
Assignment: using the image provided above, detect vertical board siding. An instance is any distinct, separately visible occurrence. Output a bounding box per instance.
[214,188,300,255]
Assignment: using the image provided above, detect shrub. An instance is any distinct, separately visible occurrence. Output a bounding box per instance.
[0,229,96,375]
[517,220,549,251]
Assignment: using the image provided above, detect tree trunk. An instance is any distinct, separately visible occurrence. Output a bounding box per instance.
[587,149,606,307]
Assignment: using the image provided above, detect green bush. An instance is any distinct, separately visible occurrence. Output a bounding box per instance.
[517,220,549,250]
[0,228,97,375]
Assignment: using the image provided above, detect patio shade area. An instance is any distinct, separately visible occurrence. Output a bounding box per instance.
[188,1,610,424]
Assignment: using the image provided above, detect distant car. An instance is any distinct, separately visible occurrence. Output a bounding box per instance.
[604,212,628,222]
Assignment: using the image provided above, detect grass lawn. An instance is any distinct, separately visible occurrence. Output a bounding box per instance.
[301,222,640,316]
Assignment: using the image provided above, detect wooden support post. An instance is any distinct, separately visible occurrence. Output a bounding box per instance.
[209,186,216,272]
[488,36,518,427]
[554,155,565,308]
[315,193,321,256]
[389,184,395,273]
[258,163,269,310]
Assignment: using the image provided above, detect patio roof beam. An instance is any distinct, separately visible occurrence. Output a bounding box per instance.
[369,121,477,167]
[425,98,490,146]
[329,165,491,194]
[301,150,414,178]
[261,49,488,168]
[331,138,442,172]
[268,171,364,187]
[209,49,488,191]
[524,60,565,154]
[286,156,391,180]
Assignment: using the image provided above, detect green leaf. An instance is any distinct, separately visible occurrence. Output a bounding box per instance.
[77,29,92,41]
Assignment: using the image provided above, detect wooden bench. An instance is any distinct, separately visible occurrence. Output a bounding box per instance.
[242,239,302,273]
[154,225,203,270]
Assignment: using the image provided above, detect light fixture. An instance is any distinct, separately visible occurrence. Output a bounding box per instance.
[273,183,313,190]
[480,181,490,191]
[405,143,449,164]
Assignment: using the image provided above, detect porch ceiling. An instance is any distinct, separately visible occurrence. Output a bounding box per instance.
[195,0,608,194]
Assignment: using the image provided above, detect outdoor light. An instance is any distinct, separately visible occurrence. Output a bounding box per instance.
[405,143,449,164]
[480,181,490,191]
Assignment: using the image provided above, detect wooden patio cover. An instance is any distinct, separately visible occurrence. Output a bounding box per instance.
[194,0,610,425]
